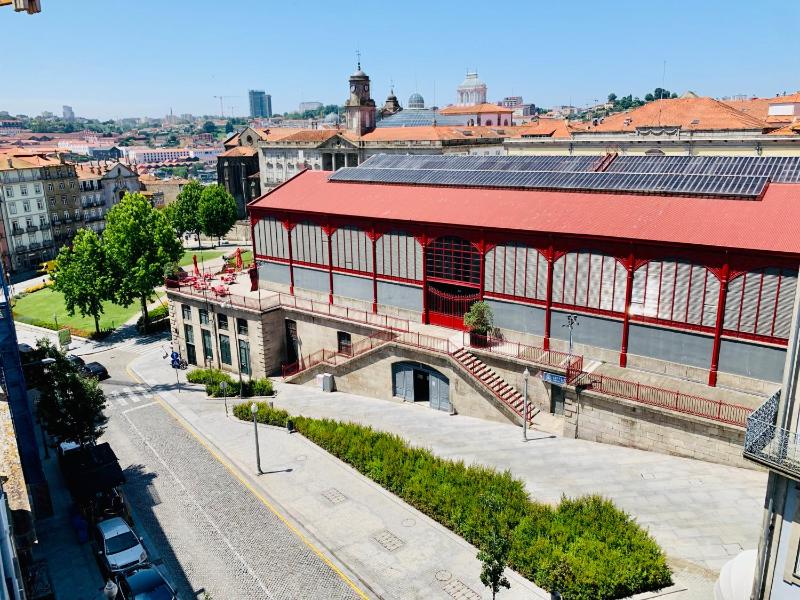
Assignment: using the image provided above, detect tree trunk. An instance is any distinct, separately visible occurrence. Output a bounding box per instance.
[94,313,100,335]
[140,295,149,333]
[197,231,202,249]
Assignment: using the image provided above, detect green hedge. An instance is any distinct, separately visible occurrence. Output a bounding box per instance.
[136,305,170,333]
[235,402,671,599]
[187,368,273,398]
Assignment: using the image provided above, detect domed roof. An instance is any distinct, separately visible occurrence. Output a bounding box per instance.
[408,93,425,109]
[459,71,485,89]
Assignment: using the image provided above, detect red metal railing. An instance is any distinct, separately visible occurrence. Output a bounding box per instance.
[464,333,575,371]
[282,330,398,377]
[586,373,752,427]
[566,355,583,385]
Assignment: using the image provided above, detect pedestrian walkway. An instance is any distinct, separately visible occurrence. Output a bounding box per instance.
[131,350,736,598]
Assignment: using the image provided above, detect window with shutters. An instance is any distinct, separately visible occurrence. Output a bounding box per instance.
[375,231,423,282]
[723,267,797,340]
[552,250,627,313]
[290,220,328,266]
[630,258,719,328]
[254,216,289,259]
[330,226,373,274]
[484,243,548,302]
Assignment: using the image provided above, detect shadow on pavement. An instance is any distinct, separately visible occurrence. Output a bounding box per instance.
[122,464,199,599]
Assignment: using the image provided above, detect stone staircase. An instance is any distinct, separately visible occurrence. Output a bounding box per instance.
[451,347,538,422]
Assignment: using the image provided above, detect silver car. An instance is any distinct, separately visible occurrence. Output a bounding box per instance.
[94,517,148,575]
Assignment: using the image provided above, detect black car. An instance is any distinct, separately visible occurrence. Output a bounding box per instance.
[117,566,177,600]
[84,361,109,380]
[66,354,86,370]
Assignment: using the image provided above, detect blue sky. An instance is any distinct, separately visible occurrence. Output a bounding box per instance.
[2,0,798,120]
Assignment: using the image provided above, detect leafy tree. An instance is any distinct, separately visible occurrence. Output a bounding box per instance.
[198,184,238,245]
[644,93,655,102]
[103,192,183,332]
[35,340,107,446]
[225,120,234,133]
[607,93,617,103]
[477,494,511,600]
[202,120,216,134]
[170,180,204,246]
[51,229,113,335]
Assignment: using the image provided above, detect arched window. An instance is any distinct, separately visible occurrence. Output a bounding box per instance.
[630,258,719,327]
[253,216,288,259]
[484,243,547,301]
[291,220,328,266]
[376,230,423,281]
[485,120,493,126]
[503,119,509,126]
[330,226,372,273]
[723,267,797,339]
[552,250,627,312]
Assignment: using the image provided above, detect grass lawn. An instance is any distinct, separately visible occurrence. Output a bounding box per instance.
[179,248,253,268]
[12,288,165,336]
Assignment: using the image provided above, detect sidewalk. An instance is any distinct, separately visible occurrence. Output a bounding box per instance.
[130,351,729,599]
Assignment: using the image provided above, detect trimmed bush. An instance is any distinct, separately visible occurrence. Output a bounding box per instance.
[137,304,170,333]
[235,402,672,599]
[187,368,273,398]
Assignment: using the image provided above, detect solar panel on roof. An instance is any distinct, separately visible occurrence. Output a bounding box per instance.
[604,155,800,182]
[330,166,769,198]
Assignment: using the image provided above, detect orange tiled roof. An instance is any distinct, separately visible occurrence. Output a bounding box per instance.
[219,146,258,157]
[514,118,576,139]
[583,97,768,133]
[724,94,800,124]
[767,122,800,136]
[438,103,515,115]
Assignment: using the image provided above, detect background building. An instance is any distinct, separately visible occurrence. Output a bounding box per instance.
[62,105,74,121]
[248,90,271,118]
[457,71,487,105]
[298,101,323,113]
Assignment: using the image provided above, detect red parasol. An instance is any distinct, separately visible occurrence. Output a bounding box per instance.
[235,247,243,271]
[192,254,200,277]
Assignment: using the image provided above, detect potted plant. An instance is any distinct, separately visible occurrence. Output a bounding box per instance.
[464,301,494,347]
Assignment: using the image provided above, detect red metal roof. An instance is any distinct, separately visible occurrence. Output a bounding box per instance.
[250,170,800,255]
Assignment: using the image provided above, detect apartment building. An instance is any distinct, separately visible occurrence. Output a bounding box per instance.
[0,154,55,272]
[75,164,106,234]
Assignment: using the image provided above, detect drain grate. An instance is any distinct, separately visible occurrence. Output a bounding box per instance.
[372,529,405,552]
[442,578,482,600]
[321,488,347,505]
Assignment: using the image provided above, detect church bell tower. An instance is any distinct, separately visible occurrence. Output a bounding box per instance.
[344,57,376,135]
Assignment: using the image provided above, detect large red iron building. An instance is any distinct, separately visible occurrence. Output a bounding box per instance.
[249,155,800,388]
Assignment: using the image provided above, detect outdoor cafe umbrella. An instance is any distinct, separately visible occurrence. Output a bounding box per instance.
[192,254,201,277]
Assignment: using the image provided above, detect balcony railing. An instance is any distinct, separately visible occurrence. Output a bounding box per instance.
[743,391,800,479]
[39,222,51,230]
[26,225,38,233]
[11,228,24,237]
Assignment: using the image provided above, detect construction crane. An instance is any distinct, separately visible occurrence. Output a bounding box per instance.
[212,95,240,118]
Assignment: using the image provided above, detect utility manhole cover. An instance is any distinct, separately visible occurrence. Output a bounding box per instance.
[402,518,416,527]
[443,579,481,600]
[321,488,347,505]
[435,570,452,582]
[372,529,405,552]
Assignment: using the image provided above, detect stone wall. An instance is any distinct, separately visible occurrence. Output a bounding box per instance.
[563,388,755,470]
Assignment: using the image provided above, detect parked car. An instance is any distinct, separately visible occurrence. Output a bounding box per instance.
[94,517,148,575]
[84,361,109,380]
[117,566,177,600]
[66,354,86,370]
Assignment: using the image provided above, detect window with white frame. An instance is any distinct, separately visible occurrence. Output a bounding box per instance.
[5,186,13,197]
[20,184,27,196]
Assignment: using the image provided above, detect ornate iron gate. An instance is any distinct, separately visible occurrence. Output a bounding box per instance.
[427,284,481,330]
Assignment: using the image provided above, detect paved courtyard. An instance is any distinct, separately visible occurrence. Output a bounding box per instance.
[265,381,766,576]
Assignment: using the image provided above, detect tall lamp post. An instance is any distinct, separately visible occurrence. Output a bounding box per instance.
[562,314,579,358]
[522,368,530,441]
[250,402,264,475]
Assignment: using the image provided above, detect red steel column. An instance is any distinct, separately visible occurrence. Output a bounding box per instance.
[708,262,730,387]
[417,234,429,324]
[478,239,486,301]
[369,229,379,313]
[324,225,334,304]
[619,251,635,368]
[543,244,554,351]
[283,219,295,295]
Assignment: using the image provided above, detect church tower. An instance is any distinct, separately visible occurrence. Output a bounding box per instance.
[344,59,376,135]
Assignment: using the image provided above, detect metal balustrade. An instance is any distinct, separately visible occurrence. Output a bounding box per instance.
[743,391,800,478]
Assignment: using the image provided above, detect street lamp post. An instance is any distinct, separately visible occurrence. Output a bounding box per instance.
[220,380,228,417]
[562,314,579,358]
[250,402,264,475]
[522,368,530,441]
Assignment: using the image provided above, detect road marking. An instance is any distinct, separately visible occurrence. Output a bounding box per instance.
[120,404,276,600]
[135,384,152,397]
[121,401,157,414]
[125,364,370,600]
[111,390,128,407]
[122,386,143,403]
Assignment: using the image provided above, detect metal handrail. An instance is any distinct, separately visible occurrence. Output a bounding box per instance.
[743,391,800,476]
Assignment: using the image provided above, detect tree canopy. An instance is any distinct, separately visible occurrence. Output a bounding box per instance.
[103,192,183,331]
[198,184,238,244]
[169,180,204,243]
[202,120,217,133]
[51,229,113,334]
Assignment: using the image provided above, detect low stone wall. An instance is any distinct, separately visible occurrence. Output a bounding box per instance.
[563,388,755,470]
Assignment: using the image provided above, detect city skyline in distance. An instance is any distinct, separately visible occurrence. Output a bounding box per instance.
[2,0,799,120]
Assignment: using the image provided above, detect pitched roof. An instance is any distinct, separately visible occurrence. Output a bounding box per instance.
[723,94,800,125]
[515,118,575,139]
[219,146,258,157]
[583,97,768,133]
[250,169,800,255]
[439,103,515,115]
[358,125,525,143]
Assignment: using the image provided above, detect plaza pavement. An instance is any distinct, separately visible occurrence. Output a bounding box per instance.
[130,350,758,599]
